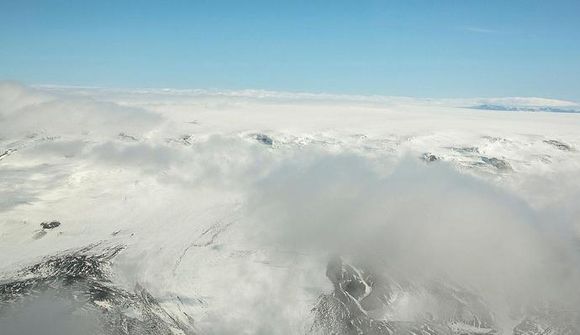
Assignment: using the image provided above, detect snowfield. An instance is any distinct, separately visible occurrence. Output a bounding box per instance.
[1,82,580,334]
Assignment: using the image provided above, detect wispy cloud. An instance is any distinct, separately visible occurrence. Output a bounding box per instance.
[461,26,499,34]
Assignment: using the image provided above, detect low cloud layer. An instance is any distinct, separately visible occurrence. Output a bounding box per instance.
[0,82,162,139]
[246,154,580,311]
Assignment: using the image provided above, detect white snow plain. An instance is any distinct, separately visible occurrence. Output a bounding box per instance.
[1,82,580,334]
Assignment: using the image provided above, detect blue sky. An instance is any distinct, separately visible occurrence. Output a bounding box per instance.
[1,0,579,100]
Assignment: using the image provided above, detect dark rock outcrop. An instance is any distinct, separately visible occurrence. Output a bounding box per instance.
[481,156,511,170]
[310,257,579,334]
[40,221,61,230]
[311,257,496,334]
[254,133,274,146]
[0,244,196,335]
[544,139,573,151]
[422,153,440,163]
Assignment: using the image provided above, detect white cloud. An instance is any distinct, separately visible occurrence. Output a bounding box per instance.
[461,26,500,34]
[0,82,163,139]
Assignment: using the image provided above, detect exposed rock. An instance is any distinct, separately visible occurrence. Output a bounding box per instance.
[512,306,580,335]
[118,132,138,141]
[254,133,273,146]
[311,257,497,334]
[0,244,196,335]
[470,104,580,114]
[40,221,61,230]
[422,153,440,162]
[311,257,579,335]
[544,139,573,151]
[0,148,17,161]
[481,156,511,170]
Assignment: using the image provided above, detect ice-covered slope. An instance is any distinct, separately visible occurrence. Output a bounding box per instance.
[1,82,580,334]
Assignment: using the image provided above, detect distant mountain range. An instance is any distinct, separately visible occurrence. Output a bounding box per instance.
[469,104,580,113]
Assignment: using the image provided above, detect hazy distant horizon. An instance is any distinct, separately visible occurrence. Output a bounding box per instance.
[2,1,580,100]
[8,82,578,105]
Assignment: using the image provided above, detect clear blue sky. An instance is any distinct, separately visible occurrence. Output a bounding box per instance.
[1,0,579,100]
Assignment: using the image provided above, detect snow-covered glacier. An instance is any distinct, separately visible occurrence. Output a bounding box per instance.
[1,82,580,334]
